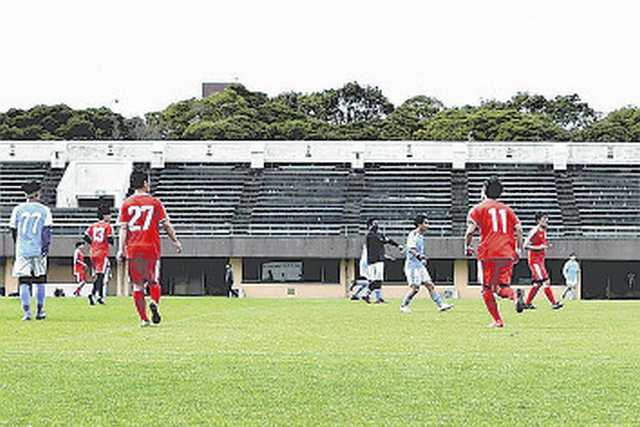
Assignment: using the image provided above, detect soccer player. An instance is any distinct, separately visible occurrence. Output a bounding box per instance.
[73,241,88,296]
[523,212,563,310]
[464,176,525,328]
[117,170,182,327]
[9,181,53,321]
[400,214,453,313]
[361,218,402,304]
[561,253,580,301]
[83,205,114,305]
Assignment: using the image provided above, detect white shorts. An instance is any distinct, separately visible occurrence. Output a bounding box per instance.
[13,255,47,278]
[367,262,384,282]
[566,281,578,288]
[405,265,433,287]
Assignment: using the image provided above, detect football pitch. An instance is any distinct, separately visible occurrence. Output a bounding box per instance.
[1,297,639,426]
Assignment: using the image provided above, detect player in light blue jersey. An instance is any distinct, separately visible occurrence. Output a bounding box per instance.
[561,253,580,301]
[400,214,453,314]
[9,181,53,321]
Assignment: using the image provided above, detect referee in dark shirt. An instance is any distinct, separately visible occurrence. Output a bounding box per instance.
[362,218,402,304]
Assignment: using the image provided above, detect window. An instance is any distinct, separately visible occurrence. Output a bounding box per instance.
[243,258,340,284]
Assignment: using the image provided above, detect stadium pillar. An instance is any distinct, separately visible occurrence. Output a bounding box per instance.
[116,259,129,296]
[230,257,243,288]
[341,259,355,298]
[454,259,469,298]
[4,257,17,296]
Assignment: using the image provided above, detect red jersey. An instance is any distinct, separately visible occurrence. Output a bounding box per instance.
[119,193,167,259]
[73,248,86,275]
[468,199,520,260]
[85,221,113,258]
[526,226,547,264]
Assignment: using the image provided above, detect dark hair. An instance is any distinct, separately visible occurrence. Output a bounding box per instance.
[570,252,576,257]
[535,211,548,222]
[484,176,503,199]
[367,218,379,227]
[22,180,41,195]
[97,205,111,219]
[414,214,428,227]
[75,241,85,248]
[130,170,148,190]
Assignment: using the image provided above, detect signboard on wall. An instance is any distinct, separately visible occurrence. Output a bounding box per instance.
[262,262,303,282]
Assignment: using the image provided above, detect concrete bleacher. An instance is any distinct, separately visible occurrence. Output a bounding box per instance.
[243,165,350,236]
[1,154,639,239]
[362,163,452,237]
[466,164,564,236]
[568,165,640,237]
[149,163,249,235]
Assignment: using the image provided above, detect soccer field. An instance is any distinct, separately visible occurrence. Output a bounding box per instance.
[1,297,639,426]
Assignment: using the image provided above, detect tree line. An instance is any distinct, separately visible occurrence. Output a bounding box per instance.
[1,82,639,141]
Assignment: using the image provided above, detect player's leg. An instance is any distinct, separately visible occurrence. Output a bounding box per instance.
[400,267,419,313]
[525,263,543,309]
[18,277,32,320]
[73,272,85,296]
[494,260,524,313]
[542,278,563,309]
[422,268,452,312]
[32,255,48,320]
[129,256,150,326]
[479,260,503,327]
[91,256,106,304]
[147,259,162,324]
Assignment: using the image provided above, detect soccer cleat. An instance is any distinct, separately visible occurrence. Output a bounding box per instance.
[552,302,564,310]
[375,299,387,304]
[149,302,162,325]
[35,311,47,321]
[515,289,525,313]
[140,320,151,328]
[97,298,105,305]
[22,313,32,321]
[487,320,504,328]
[400,305,412,314]
[88,295,96,306]
[438,303,454,312]
[350,296,360,301]
[524,303,537,310]
[361,295,371,304]
[73,290,80,297]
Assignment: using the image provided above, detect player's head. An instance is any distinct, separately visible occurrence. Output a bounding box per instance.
[130,170,150,193]
[569,252,576,260]
[367,218,379,230]
[482,176,503,200]
[22,180,41,200]
[535,211,548,227]
[75,241,85,249]
[414,214,429,233]
[97,205,112,222]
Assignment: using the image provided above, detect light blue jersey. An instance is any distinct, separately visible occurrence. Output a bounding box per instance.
[405,229,425,270]
[563,259,580,283]
[10,201,53,258]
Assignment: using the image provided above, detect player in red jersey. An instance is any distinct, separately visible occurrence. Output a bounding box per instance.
[117,170,182,327]
[73,241,88,296]
[523,212,563,310]
[464,176,525,328]
[83,205,114,305]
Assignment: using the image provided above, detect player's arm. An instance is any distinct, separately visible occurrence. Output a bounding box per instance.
[515,222,523,256]
[464,217,477,256]
[82,231,92,244]
[117,225,127,260]
[161,218,182,253]
[41,208,53,256]
[523,227,546,251]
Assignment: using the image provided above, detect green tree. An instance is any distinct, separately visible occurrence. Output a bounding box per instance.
[578,107,640,142]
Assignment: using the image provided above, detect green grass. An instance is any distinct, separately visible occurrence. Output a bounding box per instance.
[1,296,639,426]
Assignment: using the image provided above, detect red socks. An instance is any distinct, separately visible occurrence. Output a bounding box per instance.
[544,287,557,304]
[526,285,540,305]
[149,283,161,304]
[482,289,502,324]
[133,290,148,321]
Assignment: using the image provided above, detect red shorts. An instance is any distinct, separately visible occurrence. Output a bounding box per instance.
[92,255,109,274]
[127,254,160,285]
[529,261,548,283]
[478,259,514,290]
[74,270,86,283]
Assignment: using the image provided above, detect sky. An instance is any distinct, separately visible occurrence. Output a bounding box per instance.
[1,0,639,118]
